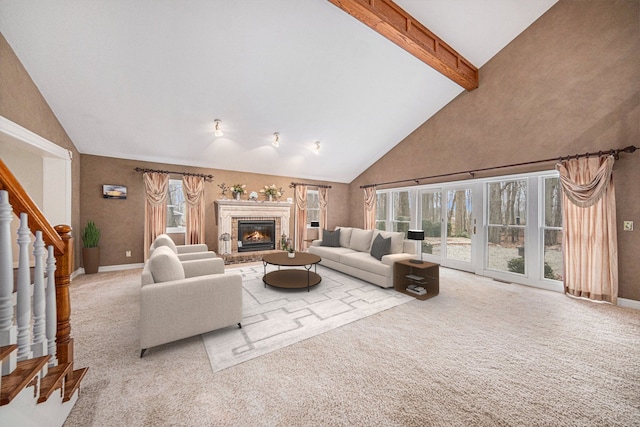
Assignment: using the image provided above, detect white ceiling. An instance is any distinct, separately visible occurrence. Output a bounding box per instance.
[0,0,557,183]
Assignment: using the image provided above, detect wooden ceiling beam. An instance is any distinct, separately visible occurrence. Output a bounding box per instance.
[328,0,479,90]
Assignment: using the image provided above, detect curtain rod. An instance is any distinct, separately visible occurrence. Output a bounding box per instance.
[134,167,214,180]
[289,181,332,189]
[360,145,637,189]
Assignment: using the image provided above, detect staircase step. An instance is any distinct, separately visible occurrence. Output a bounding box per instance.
[0,355,50,405]
[37,362,72,403]
[0,345,18,363]
[63,367,89,402]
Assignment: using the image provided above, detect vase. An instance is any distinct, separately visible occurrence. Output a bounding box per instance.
[268,195,273,202]
[235,192,240,200]
[288,251,295,258]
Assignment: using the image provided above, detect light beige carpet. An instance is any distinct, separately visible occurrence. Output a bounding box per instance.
[64,267,640,426]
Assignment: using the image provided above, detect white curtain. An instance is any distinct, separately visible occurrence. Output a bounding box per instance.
[556,155,617,304]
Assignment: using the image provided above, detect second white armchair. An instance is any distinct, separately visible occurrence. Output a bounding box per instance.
[150,233,217,261]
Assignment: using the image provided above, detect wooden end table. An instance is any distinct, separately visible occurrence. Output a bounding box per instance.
[394,259,439,300]
[262,251,322,292]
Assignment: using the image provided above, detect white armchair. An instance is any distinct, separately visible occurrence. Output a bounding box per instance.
[150,234,217,261]
[140,246,242,357]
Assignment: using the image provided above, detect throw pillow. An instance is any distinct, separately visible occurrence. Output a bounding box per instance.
[373,230,405,254]
[320,229,341,247]
[336,227,353,248]
[149,246,185,283]
[349,228,374,252]
[370,234,391,260]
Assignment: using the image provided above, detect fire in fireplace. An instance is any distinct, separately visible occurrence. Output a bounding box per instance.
[238,220,276,252]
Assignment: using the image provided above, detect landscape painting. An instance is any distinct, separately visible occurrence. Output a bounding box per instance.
[102,184,127,199]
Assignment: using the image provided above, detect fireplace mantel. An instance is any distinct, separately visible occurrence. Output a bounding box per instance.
[215,199,293,253]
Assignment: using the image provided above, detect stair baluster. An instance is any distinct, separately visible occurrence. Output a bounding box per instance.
[16,213,33,361]
[0,190,17,375]
[45,246,57,366]
[31,231,48,361]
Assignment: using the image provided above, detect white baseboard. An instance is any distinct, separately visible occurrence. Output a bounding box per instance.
[618,297,640,310]
[73,263,144,277]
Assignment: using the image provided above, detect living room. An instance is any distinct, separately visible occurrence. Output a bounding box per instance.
[1,0,639,425]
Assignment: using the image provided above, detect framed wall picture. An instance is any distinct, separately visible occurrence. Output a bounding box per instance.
[103,184,127,199]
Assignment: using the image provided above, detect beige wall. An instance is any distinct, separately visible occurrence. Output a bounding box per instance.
[0,33,83,270]
[349,0,640,300]
[80,154,349,266]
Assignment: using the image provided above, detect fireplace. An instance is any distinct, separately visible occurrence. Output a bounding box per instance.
[238,220,276,252]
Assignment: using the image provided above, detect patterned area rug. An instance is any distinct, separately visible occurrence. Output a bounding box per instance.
[202,264,412,372]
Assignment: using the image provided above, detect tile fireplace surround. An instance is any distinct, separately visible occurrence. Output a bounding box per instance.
[215,199,293,257]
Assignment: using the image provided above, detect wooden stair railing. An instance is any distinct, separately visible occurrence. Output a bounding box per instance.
[0,158,87,409]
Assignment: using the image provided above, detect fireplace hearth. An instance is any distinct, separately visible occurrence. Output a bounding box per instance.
[238,220,276,252]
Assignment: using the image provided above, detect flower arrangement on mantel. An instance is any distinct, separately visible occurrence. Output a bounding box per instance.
[231,184,246,194]
[260,184,281,201]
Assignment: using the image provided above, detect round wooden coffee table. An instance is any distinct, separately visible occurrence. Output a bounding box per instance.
[262,251,322,292]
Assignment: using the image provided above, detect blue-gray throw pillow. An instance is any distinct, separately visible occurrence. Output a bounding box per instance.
[320,229,341,247]
[370,233,391,260]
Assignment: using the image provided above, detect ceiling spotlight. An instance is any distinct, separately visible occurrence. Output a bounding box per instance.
[273,132,280,147]
[313,141,320,154]
[214,119,223,137]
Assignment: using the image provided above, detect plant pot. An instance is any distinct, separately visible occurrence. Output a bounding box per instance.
[268,195,273,202]
[82,247,100,274]
[288,251,295,258]
[235,192,240,200]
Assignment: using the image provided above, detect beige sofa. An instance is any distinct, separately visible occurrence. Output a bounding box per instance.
[150,234,217,261]
[308,227,416,288]
[140,246,242,356]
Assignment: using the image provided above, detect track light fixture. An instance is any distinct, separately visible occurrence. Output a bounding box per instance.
[214,119,223,137]
[273,132,280,147]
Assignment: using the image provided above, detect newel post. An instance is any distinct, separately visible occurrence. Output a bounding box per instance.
[54,224,74,367]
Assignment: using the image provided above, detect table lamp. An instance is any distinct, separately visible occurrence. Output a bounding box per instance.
[407,230,425,264]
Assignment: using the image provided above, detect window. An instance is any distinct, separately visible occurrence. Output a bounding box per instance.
[487,180,527,274]
[392,190,412,233]
[419,191,441,255]
[542,177,563,281]
[306,189,319,226]
[375,192,388,230]
[166,179,186,233]
[375,189,413,233]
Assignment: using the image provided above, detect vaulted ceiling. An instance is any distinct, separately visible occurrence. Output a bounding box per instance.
[0,0,557,183]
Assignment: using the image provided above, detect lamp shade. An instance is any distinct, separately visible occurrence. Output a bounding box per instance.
[310,221,320,227]
[407,230,425,241]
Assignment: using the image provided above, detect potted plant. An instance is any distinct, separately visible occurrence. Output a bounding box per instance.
[281,234,295,258]
[82,220,101,274]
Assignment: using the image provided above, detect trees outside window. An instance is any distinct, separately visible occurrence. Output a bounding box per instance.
[166,179,185,233]
[375,192,387,230]
[306,190,319,226]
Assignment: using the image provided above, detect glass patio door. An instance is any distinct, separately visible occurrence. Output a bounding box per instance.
[419,185,476,272]
[443,188,474,271]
